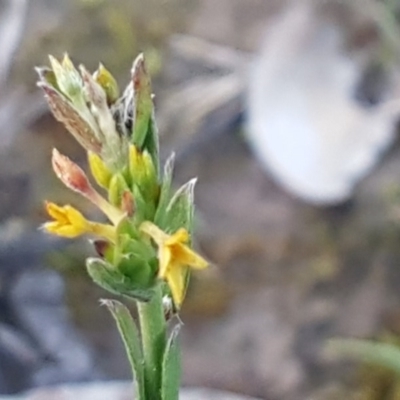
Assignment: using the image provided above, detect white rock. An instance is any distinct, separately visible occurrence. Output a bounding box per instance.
[246,1,400,204]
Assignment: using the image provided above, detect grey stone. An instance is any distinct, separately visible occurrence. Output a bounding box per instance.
[9,269,99,387]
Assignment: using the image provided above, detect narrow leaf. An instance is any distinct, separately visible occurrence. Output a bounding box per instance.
[164,178,196,233]
[131,54,153,149]
[86,257,153,301]
[102,299,145,400]
[154,153,175,228]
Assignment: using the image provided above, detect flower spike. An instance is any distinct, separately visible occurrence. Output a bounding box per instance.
[40,53,209,308]
[39,53,211,400]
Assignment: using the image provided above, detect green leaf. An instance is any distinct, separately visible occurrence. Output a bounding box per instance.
[154,153,175,229]
[132,183,155,223]
[119,234,155,263]
[102,299,145,400]
[86,257,154,301]
[130,54,160,174]
[131,54,153,149]
[164,178,196,234]
[115,217,140,240]
[162,324,182,400]
[117,253,155,287]
[326,339,400,374]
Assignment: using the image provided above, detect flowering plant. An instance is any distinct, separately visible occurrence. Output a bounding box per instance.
[37,54,208,400]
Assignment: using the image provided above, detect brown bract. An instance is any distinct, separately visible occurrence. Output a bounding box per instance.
[40,83,102,154]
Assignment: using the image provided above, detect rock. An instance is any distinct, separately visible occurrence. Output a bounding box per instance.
[10,269,99,387]
[0,382,261,400]
[246,1,400,204]
[0,323,36,394]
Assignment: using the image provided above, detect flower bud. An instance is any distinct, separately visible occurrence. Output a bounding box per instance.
[129,145,158,201]
[108,173,129,207]
[93,63,120,105]
[49,54,83,101]
[88,151,112,189]
[52,148,92,195]
[52,148,124,226]
[81,65,128,170]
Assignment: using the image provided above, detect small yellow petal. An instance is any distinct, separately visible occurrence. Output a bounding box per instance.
[165,263,187,307]
[63,206,88,228]
[44,202,89,238]
[165,228,189,246]
[45,202,69,223]
[171,243,208,270]
[158,246,172,278]
[43,221,84,238]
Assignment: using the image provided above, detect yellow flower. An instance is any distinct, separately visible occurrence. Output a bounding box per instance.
[140,221,208,307]
[43,202,116,242]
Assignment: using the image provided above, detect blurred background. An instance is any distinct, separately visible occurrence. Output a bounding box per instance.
[2,0,400,399]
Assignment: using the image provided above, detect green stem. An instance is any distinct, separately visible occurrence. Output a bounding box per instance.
[137,285,166,399]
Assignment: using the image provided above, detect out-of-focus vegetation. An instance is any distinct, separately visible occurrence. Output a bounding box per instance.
[13,0,196,87]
